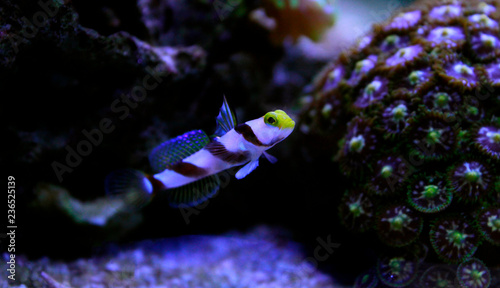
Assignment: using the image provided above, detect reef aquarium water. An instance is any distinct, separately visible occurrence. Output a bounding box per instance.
[5,0,500,287]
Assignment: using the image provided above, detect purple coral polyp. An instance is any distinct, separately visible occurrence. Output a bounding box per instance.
[382,100,412,135]
[343,118,376,156]
[349,55,377,86]
[370,155,409,195]
[385,10,421,31]
[477,206,500,245]
[476,126,500,159]
[339,117,378,174]
[410,113,457,159]
[357,35,373,51]
[379,35,410,52]
[323,65,345,92]
[407,68,433,94]
[429,5,462,22]
[449,161,492,202]
[426,27,465,47]
[485,62,500,84]
[468,14,499,29]
[408,69,430,86]
[385,45,423,68]
[478,2,496,15]
[354,77,388,109]
[444,62,478,88]
[422,89,460,113]
[471,32,500,60]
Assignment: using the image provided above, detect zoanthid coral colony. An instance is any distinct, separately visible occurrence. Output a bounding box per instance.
[300,0,500,286]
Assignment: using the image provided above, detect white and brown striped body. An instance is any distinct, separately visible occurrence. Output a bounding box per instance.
[152,117,291,190]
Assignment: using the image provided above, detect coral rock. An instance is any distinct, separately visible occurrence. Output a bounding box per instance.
[299,0,500,278]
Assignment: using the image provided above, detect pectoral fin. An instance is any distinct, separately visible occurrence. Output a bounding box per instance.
[235,160,259,179]
[263,152,278,164]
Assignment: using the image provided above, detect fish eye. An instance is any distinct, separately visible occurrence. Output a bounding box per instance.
[264,113,279,126]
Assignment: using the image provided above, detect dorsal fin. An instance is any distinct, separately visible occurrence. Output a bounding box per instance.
[167,174,221,208]
[213,95,238,137]
[149,130,210,173]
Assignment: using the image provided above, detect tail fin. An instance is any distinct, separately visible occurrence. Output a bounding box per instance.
[104,169,154,210]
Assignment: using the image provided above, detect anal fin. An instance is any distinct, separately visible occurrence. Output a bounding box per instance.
[167,174,221,208]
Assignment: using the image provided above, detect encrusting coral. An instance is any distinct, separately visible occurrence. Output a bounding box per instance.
[300,0,500,286]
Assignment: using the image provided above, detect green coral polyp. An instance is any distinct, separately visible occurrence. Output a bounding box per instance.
[419,265,456,288]
[430,216,479,264]
[488,216,500,231]
[467,106,479,117]
[339,189,374,232]
[370,155,409,195]
[376,254,418,287]
[349,135,365,153]
[434,93,449,108]
[380,165,393,178]
[349,202,364,218]
[411,113,457,159]
[355,60,370,72]
[423,185,439,198]
[385,35,399,45]
[387,212,410,231]
[492,132,500,143]
[365,82,379,94]
[392,105,407,121]
[408,173,452,213]
[481,34,496,47]
[447,230,467,249]
[426,129,442,145]
[408,71,424,85]
[377,204,422,247]
[457,258,491,288]
[465,170,481,183]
